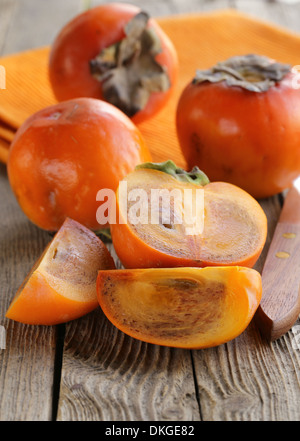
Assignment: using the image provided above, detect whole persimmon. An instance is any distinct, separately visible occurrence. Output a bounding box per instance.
[49,3,178,124]
[176,54,300,199]
[7,97,151,231]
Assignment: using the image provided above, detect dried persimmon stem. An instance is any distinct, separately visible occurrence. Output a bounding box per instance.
[90,12,170,117]
[193,54,291,92]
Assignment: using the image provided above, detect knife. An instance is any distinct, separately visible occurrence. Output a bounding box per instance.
[255,177,300,341]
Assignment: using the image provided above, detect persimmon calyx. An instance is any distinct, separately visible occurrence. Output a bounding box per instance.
[94,227,112,242]
[89,11,171,117]
[193,54,291,92]
[135,160,210,185]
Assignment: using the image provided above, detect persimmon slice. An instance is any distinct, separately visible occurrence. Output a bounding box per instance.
[111,162,267,269]
[97,266,262,349]
[6,218,115,325]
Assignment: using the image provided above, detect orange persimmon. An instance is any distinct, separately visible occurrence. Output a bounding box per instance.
[110,161,267,269]
[176,55,300,198]
[7,97,151,232]
[49,3,178,124]
[6,218,115,325]
[97,266,262,349]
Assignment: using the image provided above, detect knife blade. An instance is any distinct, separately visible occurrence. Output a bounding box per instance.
[255,177,300,341]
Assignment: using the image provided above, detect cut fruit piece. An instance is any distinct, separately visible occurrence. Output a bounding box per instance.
[6,218,115,325]
[97,266,262,349]
[110,161,268,269]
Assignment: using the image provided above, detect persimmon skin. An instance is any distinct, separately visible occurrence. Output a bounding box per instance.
[49,3,178,124]
[7,97,151,231]
[5,218,116,325]
[110,168,267,269]
[97,267,262,349]
[176,74,300,199]
[6,272,98,326]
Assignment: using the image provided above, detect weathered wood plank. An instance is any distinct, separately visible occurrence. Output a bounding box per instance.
[0,0,17,54]
[1,0,300,422]
[55,0,205,422]
[57,312,200,421]
[181,0,300,421]
[1,0,83,55]
[90,0,233,17]
[0,163,56,421]
[278,1,300,33]
[192,196,300,421]
[192,322,300,420]
[234,0,300,33]
[56,244,200,421]
[0,0,83,421]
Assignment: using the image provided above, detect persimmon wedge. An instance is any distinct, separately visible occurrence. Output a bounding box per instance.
[110,161,267,269]
[6,218,115,325]
[97,266,262,349]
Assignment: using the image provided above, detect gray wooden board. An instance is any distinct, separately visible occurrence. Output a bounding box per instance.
[0,163,56,421]
[0,0,299,421]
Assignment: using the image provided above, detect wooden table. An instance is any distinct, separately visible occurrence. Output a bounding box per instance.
[1,0,300,422]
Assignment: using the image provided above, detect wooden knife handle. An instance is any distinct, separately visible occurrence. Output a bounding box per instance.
[256,222,300,341]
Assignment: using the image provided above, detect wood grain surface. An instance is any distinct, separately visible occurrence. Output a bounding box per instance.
[0,0,300,422]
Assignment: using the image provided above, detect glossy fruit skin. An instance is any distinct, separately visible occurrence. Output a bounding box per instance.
[176,72,300,199]
[6,271,96,326]
[49,3,178,124]
[5,218,116,325]
[7,97,151,231]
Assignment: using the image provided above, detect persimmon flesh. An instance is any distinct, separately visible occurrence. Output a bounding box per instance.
[6,218,115,325]
[110,162,267,269]
[97,266,262,348]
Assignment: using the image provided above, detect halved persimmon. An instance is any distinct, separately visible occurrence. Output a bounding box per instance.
[110,161,267,269]
[97,266,262,349]
[6,218,115,325]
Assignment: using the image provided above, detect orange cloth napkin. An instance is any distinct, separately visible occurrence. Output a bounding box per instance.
[1,9,300,166]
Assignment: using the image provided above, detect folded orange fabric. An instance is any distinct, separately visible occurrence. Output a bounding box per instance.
[1,9,300,167]
[0,138,9,163]
[0,124,15,142]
